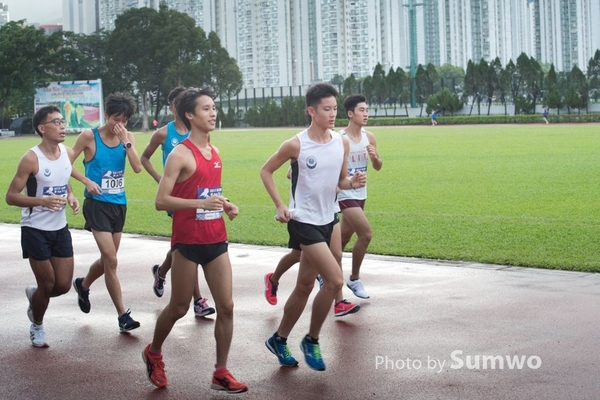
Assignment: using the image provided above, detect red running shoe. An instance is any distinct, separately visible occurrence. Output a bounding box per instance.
[142,343,168,388]
[264,272,278,305]
[211,368,248,393]
[334,299,361,317]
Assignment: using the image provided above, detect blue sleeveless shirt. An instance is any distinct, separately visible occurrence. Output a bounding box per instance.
[162,121,190,166]
[83,128,127,205]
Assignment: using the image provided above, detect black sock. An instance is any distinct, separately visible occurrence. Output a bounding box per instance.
[304,334,319,344]
[274,333,287,343]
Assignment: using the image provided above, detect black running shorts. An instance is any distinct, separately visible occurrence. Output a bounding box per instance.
[287,219,335,250]
[172,241,228,267]
[21,225,73,260]
[83,198,127,233]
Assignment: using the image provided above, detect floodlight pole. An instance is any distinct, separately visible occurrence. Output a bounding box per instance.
[403,0,423,108]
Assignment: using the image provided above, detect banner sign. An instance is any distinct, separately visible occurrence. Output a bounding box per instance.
[34,80,104,132]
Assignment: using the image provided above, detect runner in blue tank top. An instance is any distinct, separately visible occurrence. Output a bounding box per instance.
[140,87,215,318]
[70,92,143,333]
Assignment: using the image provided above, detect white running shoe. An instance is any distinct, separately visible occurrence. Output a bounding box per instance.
[25,286,36,323]
[346,278,370,299]
[30,324,49,348]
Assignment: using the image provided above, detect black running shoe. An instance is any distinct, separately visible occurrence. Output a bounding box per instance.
[73,277,91,313]
[118,309,140,332]
[152,264,166,297]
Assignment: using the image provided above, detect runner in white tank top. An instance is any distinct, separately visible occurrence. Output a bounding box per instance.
[21,144,72,231]
[260,83,366,371]
[288,128,343,225]
[6,106,80,348]
[338,94,383,300]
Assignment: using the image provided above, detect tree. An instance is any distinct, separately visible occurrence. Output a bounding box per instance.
[491,57,509,115]
[415,64,435,115]
[436,63,465,94]
[385,67,400,116]
[196,32,243,100]
[515,53,543,114]
[57,30,130,97]
[152,3,207,116]
[545,85,562,114]
[566,65,588,113]
[426,88,463,116]
[505,59,520,114]
[362,76,374,104]
[479,58,497,116]
[0,21,61,120]
[109,7,161,131]
[330,74,344,86]
[342,74,358,96]
[371,63,387,108]
[587,49,600,102]
[544,64,561,114]
[463,60,477,116]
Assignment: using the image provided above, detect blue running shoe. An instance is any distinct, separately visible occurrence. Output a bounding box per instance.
[316,274,324,290]
[265,334,298,367]
[300,337,326,371]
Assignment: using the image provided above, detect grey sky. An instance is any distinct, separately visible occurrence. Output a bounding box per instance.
[8,0,62,25]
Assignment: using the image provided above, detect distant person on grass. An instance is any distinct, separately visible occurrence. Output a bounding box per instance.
[431,108,438,126]
[337,94,383,299]
[5,105,80,348]
[542,106,549,125]
[140,86,215,318]
[70,93,143,333]
[142,87,247,393]
[260,82,366,371]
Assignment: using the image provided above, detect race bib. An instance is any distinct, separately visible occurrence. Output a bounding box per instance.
[196,186,223,221]
[101,170,125,194]
[42,184,68,211]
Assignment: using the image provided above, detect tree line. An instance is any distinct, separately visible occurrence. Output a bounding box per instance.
[244,50,600,127]
[0,3,242,130]
[1,0,599,128]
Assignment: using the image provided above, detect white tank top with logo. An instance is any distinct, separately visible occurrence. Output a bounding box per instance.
[289,129,343,226]
[21,144,72,231]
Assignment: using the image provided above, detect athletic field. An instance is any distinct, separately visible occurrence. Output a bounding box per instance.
[0,124,597,271]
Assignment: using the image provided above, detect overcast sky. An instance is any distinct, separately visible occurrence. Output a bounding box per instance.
[7,0,62,24]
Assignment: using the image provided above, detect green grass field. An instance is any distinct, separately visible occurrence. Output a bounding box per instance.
[0,124,598,271]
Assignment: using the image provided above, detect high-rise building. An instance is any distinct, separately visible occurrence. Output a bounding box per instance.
[0,2,9,26]
[98,0,158,31]
[537,0,599,72]
[63,0,98,34]
[77,0,600,88]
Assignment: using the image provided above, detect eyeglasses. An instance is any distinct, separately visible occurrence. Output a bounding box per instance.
[41,119,67,126]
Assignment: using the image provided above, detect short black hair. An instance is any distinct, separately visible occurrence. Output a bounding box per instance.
[105,93,135,120]
[305,82,338,109]
[175,87,216,131]
[168,86,186,105]
[33,105,61,136]
[343,94,367,117]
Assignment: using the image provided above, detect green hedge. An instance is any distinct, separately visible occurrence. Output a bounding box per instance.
[334,113,600,127]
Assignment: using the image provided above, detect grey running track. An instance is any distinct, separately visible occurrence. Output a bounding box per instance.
[1,223,599,399]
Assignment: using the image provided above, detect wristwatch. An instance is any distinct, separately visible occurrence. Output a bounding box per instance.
[123,142,132,150]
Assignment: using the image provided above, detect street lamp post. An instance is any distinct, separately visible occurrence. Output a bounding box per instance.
[403,0,423,108]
